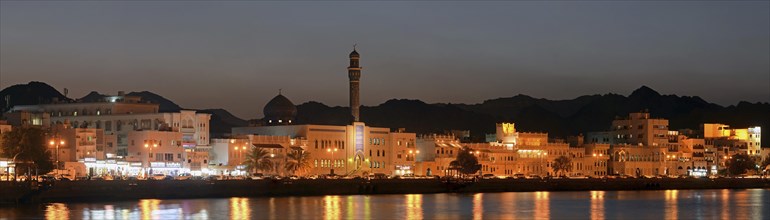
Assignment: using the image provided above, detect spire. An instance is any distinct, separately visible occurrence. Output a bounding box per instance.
[348,47,361,122]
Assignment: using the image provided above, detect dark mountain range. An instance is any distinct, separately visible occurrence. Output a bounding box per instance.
[76,91,183,112]
[294,86,768,145]
[0,81,72,112]
[1,82,767,146]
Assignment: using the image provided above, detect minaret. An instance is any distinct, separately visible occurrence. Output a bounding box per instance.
[348,47,361,122]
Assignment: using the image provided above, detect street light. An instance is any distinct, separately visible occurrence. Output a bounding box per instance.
[144,140,159,175]
[49,138,65,174]
[327,148,338,175]
[408,150,420,174]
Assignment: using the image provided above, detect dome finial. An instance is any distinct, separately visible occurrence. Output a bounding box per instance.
[353,43,357,51]
[278,88,282,95]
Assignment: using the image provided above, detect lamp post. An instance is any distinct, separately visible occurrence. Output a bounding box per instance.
[144,140,158,175]
[49,138,65,175]
[408,150,420,175]
[537,152,547,176]
[327,148,338,175]
[233,144,247,175]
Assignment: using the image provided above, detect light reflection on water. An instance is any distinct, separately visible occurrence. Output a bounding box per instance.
[0,189,767,220]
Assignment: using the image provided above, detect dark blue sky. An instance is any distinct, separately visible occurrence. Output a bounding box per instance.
[1,1,768,119]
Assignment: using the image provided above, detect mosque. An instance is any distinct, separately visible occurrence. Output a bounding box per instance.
[226,49,419,176]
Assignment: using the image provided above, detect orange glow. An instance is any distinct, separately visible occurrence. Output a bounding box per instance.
[139,199,160,220]
[590,191,605,220]
[230,197,251,220]
[323,196,342,220]
[664,190,678,220]
[534,191,550,219]
[49,140,55,146]
[406,194,423,220]
[721,190,730,220]
[472,193,483,220]
[44,203,70,220]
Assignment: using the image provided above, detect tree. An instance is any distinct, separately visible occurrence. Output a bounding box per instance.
[727,154,756,176]
[552,156,572,177]
[285,150,312,176]
[0,126,53,175]
[453,147,481,177]
[243,147,274,175]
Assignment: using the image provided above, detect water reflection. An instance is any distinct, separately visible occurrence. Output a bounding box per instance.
[664,190,678,220]
[1,189,765,220]
[406,194,423,220]
[323,195,341,220]
[466,193,479,220]
[590,191,605,220]
[139,199,159,220]
[534,191,550,219]
[45,203,69,220]
[230,197,250,220]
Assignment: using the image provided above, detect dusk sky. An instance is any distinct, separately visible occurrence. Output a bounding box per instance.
[1,1,768,119]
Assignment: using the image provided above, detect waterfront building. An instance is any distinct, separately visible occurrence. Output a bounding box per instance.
[125,130,185,176]
[10,92,211,157]
[703,123,762,156]
[232,123,416,176]
[227,49,418,177]
[611,112,669,146]
[7,92,212,177]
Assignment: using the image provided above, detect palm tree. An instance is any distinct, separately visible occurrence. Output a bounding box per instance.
[285,150,312,176]
[552,155,572,177]
[243,147,273,175]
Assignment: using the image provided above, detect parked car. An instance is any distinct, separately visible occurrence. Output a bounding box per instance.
[56,174,73,181]
[513,174,526,179]
[150,174,167,180]
[481,174,496,179]
[527,174,541,179]
[206,175,225,181]
[175,173,192,180]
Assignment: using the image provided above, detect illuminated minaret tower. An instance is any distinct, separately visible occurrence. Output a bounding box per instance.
[348,47,361,122]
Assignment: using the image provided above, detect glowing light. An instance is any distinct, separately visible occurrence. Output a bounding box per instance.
[230,197,251,220]
[44,203,69,220]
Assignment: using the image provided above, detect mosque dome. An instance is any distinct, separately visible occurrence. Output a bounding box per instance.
[263,94,296,125]
[349,50,360,58]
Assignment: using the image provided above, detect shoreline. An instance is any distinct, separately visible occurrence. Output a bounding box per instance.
[2,177,769,204]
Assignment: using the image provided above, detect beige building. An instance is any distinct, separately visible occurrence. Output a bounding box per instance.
[703,123,762,156]
[125,130,184,176]
[611,112,669,146]
[233,122,416,176]
[10,92,211,157]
